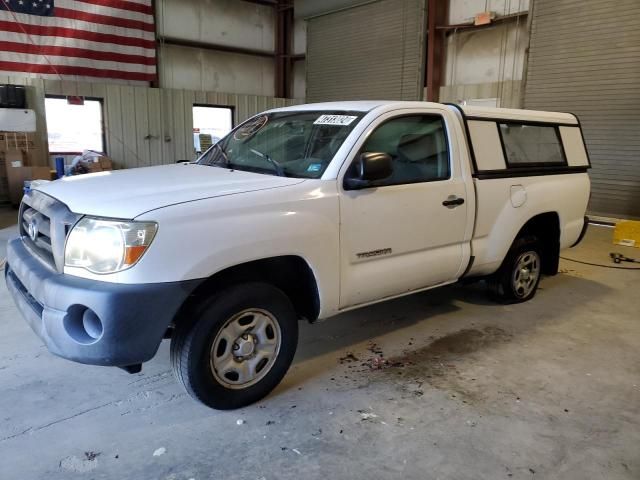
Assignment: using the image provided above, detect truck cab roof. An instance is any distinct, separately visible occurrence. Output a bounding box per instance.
[268,100,579,125]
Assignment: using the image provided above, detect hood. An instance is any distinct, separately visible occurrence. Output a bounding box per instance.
[35,164,305,219]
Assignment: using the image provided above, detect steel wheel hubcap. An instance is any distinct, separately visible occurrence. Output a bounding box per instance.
[512,251,540,298]
[210,309,281,389]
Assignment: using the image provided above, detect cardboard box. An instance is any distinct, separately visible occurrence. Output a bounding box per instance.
[99,156,113,170]
[4,149,54,205]
[7,165,53,205]
[84,155,113,173]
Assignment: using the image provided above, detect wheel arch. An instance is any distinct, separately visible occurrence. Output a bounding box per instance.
[174,255,321,326]
[512,211,561,275]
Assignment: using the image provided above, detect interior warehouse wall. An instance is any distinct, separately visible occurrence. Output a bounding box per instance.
[439,0,529,107]
[305,0,427,102]
[155,0,277,96]
[523,0,640,219]
[0,75,300,192]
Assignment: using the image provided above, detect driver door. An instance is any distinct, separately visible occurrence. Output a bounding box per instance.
[339,109,469,308]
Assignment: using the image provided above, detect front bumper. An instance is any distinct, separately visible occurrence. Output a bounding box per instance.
[5,236,202,367]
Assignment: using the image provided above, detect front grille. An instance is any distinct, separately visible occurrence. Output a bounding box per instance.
[19,190,81,272]
[20,205,55,268]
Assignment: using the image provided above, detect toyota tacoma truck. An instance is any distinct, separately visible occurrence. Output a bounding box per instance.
[5,101,591,409]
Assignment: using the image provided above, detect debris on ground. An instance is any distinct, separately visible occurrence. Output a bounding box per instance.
[153,447,166,457]
[367,356,406,370]
[236,419,246,425]
[266,420,275,425]
[369,357,387,369]
[339,352,359,364]
[367,342,384,355]
[358,409,379,421]
[84,451,101,461]
[292,448,302,455]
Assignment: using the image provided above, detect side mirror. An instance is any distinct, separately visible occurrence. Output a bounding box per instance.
[344,152,393,190]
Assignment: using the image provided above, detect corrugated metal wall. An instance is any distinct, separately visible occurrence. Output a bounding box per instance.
[524,0,640,219]
[306,0,426,102]
[0,76,299,203]
[1,76,298,160]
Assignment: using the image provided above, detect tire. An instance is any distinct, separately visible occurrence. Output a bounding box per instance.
[489,236,542,304]
[170,282,298,410]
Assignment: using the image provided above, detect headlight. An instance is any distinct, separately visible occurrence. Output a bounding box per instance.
[65,217,157,274]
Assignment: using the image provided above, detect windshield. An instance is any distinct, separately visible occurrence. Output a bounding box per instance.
[196,110,364,178]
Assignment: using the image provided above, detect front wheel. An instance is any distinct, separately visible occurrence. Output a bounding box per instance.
[489,237,542,303]
[170,282,298,410]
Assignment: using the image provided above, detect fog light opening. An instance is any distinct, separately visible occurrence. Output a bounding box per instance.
[82,309,103,340]
[64,305,104,345]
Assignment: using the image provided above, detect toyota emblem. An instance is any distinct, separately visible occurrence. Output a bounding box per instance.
[27,219,38,242]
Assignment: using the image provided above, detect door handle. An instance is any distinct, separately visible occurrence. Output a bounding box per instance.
[442,196,465,207]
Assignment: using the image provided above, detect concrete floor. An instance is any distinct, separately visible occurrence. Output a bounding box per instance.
[0,211,638,480]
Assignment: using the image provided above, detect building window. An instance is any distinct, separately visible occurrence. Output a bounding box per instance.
[193,105,233,155]
[499,123,566,166]
[44,96,105,154]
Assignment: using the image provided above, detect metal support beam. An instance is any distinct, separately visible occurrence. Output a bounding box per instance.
[275,0,294,98]
[156,1,300,96]
[240,0,278,7]
[425,0,448,102]
[157,36,275,58]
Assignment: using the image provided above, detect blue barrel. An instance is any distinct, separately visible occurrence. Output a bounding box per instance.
[55,156,65,179]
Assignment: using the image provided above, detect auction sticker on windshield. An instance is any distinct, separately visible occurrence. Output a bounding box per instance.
[314,114,358,126]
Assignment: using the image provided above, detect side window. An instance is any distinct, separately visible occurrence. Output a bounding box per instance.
[360,115,450,185]
[499,123,566,166]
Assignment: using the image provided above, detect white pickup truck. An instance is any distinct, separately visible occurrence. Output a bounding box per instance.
[5,101,590,409]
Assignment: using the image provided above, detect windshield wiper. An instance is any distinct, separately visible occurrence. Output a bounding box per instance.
[249,148,285,177]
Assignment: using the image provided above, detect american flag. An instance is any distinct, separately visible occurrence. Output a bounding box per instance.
[0,0,156,83]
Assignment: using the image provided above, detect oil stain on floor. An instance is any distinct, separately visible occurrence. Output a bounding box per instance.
[333,327,513,403]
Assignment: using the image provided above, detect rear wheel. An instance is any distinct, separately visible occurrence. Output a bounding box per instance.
[489,236,542,303]
[170,282,298,410]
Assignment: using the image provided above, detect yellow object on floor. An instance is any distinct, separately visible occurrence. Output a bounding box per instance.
[613,220,640,248]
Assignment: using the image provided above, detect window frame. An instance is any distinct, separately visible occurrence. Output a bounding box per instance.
[347,113,452,188]
[45,94,106,155]
[496,120,568,169]
[192,103,235,156]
